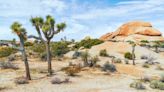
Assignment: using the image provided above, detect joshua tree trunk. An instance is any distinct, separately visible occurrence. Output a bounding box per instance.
[155,46,158,53]
[132,45,135,65]
[19,36,31,80]
[45,40,52,75]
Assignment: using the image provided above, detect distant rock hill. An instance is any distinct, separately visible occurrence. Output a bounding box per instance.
[100,21,164,42]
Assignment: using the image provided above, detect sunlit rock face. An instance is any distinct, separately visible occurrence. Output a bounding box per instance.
[100,21,164,42]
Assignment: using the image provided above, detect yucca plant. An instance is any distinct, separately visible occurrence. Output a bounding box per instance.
[30,15,66,75]
[10,22,31,80]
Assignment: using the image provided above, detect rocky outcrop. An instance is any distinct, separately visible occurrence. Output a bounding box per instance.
[100,21,163,42]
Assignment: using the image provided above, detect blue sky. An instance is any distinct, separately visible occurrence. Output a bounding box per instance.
[0,0,164,41]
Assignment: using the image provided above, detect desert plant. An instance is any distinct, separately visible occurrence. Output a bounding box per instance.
[141,55,148,60]
[156,65,164,70]
[51,42,69,57]
[124,59,129,64]
[89,56,99,67]
[130,81,146,90]
[51,77,62,84]
[113,58,122,63]
[140,40,149,43]
[142,63,150,68]
[124,52,133,60]
[15,77,29,84]
[73,38,103,49]
[0,61,18,70]
[141,75,151,82]
[102,61,117,72]
[8,54,16,62]
[150,80,164,90]
[11,22,31,80]
[30,15,66,75]
[0,47,17,58]
[65,66,81,76]
[160,74,164,82]
[145,55,156,65]
[99,49,108,57]
[81,51,90,67]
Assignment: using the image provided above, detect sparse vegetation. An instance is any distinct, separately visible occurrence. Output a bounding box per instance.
[150,80,164,90]
[74,38,103,49]
[15,77,29,84]
[140,40,149,43]
[0,61,18,70]
[81,51,90,67]
[130,81,146,90]
[51,42,69,57]
[102,61,117,72]
[65,66,81,76]
[89,56,99,67]
[124,52,133,60]
[0,47,17,58]
[142,63,150,68]
[113,58,122,63]
[99,49,108,57]
[141,55,148,59]
[124,59,129,64]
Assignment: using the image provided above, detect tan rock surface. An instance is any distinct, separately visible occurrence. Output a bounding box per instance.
[100,21,163,41]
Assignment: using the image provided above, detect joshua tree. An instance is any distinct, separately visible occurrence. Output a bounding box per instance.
[29,15,66,75]
[128,41,136,65]
[153,41,161,53]
[81,51,90,66]
[11,22,31,80]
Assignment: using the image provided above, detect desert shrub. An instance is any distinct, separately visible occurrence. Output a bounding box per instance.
[73,39,103,49]
[124,52,133,60]
[102,61,117,72]
[141,55,148,59]
[0,85,7,91]
[15,77,29,84]
[31,43,45,53]
[141,75,151,82]
[130,81,146,90]
[81,51,90,67]
[142,63,150,68]
[0,61,18,70]
[51,77,70,84]
[113,58,122,63]
[51,77,62,84]
[8,54,16,62]
[140,40,149,43]
[150,80,164,90]
[0,47,17,58]
[156,65,164,70]
[99,49,108,57]
[89,56,99,67]
[51,42,69,57]
[160,74,164,82]
[145,56,156,65]
[124,59,129,64]
[40,52,47,61]
[65,66,81,76]
[24,41,33,47]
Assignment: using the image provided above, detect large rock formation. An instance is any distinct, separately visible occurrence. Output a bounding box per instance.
[100,21,164,42]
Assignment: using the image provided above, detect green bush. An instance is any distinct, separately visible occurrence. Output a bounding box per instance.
[124,52,133,60]
[31,43,45,53]
[24,41,33,47]
[102,61,117,72]
[130,81,146,90]
[150,80,164,90]
[0,47,17,58]
[74,39,103,49]
[99,49,108,57]
[51,42,69,57]
[142,63,150,68]
[113,58,122,63]
[81,51,90,66]
[140,40,149,43]
[90,56,99,67]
